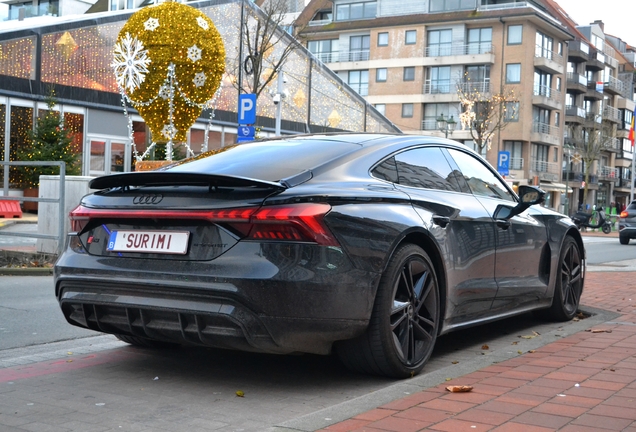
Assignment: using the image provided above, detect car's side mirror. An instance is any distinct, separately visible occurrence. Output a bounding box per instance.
[494,185,545,221]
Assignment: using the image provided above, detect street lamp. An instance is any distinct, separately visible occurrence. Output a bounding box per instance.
[437,114,456,138]
[564,144,574,216]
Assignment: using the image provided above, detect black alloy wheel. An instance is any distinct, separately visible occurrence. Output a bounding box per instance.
[337,244,439,378]
[549,237,584,321]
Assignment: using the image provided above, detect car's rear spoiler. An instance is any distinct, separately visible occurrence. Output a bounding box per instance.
[89,172,287,191]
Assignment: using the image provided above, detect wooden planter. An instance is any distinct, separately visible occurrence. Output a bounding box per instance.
[22,187,38,212]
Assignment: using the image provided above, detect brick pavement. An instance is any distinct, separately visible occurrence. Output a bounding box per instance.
[319,271,636,431]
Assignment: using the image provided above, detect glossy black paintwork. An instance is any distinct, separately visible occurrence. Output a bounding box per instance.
[55,134,585,356]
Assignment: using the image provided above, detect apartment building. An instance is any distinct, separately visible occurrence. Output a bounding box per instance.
[298,0,634,213]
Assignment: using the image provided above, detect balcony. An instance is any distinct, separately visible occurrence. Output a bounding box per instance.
[312,50,370,64]
[565,105,586,124]
[534,46,564,75]
[604,75,626,96]
[604,137,622,152]
[423,43,495,66]
[457,81,491,95]
[587,49,605,71]
[603,105,621,124]
[422,83,458,102]
[598,165,619,182]
[585,81,604,100]
[566,72,588,94]
[533,85,562,110]
[531,122,561,146]
[308,19,333,26]
[567,40,589,62]
[530,159,560,182]
[509,157,524,170]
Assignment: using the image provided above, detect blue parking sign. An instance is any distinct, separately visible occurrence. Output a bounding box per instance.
[497,151,510,176]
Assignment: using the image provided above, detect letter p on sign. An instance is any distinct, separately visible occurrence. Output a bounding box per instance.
[238,94,256,125]
[497,151,510,176]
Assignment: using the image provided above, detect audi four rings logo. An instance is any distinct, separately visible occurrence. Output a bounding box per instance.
[133,194,163,205]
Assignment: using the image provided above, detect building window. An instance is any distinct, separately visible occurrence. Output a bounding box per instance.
[348,70,369,96]
[377,32,388,46]
[534,70,552,97]
[427,29,452,56]
[504,141,523,170]
[507,25,523,45]
[429,0,476,13]
[403,67,415,81]
[335,1,377,21]
[463,65,490,92]
[532,143,549,172]
[405,30,417,45]
[402,103,414,118]
[555,112,561,127]
[423,103,456,130]
[426,66,451,93]
[348,35,370,61]
[506,63,521,83]
[536,31,554,59]
[308,39,339,63]
[375,104,386,115]
[504,102,519,122]
[467,27,492,54]
[376,68,387,82]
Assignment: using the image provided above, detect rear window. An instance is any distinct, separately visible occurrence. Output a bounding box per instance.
[168,139,360,181]
[629,201,636,210]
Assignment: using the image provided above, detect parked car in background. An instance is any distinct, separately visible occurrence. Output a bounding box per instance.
[619,201,636,245]
[54,134,585,378]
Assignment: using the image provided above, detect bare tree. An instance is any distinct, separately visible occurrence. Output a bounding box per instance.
[233,0,305,100]
[456,75,518,155]
[566,114,617,205]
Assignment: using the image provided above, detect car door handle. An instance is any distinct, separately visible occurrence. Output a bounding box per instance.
[432,215,450,228]
[496,219,511,230]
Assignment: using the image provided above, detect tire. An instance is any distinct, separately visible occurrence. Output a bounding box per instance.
[602,224,612,234]
[336,244,440,378]
[548,237,584,321]
[620,236,630,245]
[115,334,180,349]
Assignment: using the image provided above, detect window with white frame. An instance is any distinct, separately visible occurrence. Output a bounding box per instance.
[426,66,451,93]
[348,70,369,96]
[308,39,339,63]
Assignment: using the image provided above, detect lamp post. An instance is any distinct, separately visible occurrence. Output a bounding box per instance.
[564,144,574,216]
[437,114,456,138]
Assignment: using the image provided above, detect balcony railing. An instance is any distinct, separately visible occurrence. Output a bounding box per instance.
[604,75,627,94]
[533,84,561,101]
[509,157,524,170]
[599,165,619,179]
[534,45,564,66]
[308,19,333,26]
[567,72,588,86]
[349,84,369,96]
[423,83,452,94]
[532,122,560,137]
[603,105,621,123]
[565,105,586,119]
[312,50,370,63]
[425,43,494,57]
[457,81,490,94]
[604,137,621,152]
[530,159,559,174]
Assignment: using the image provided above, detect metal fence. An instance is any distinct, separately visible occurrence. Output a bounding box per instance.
[0,161,66,256]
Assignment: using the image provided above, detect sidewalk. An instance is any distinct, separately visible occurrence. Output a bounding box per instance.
[315,271,636,432]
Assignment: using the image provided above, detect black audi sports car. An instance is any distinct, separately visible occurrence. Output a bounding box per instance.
[54,134,585,378]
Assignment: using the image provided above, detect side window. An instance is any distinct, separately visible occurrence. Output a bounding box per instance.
[446,148,515,201]
[394,147,464,192]
[371,157,398,183]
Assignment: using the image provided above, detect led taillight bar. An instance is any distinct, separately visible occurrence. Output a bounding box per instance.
[68,203,338,246]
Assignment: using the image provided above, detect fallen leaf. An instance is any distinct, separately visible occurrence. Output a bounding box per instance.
[445,378,452,381]
[517,350,523,354]
[236,390,245,397]
[446,385,473,393]
[511,341,518,345]
[481,344,489,350]
[528,350,536,353]
[586,329,613,333]
[452,361,459,364]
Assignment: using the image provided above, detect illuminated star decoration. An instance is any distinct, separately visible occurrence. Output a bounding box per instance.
[162,124,177,140]
[187,45,202,63]
[144,17,159,31]
[158,84,171,100]
[193,72,206,87]
[196,16,209,30]
[111,33,151,93]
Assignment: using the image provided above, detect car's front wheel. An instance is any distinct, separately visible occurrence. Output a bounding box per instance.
[549,237,584,321]
[620,236,630,245]
[337,244,440,378]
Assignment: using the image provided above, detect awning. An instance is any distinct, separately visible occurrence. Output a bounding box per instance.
[540,182,573,193]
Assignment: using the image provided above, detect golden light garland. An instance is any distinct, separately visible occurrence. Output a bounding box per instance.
[114,1,225,144]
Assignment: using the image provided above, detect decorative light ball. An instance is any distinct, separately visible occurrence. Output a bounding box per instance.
[112,1,225,143]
